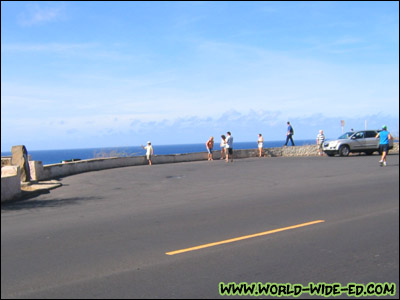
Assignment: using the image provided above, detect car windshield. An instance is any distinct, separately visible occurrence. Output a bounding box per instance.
[338,132,354,139]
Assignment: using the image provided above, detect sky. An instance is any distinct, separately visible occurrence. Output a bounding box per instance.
[1,1,399,151]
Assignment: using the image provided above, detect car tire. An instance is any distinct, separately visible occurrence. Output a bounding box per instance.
[339,145,350,157]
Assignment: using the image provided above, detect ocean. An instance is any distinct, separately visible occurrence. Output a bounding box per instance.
[2,140,315,165]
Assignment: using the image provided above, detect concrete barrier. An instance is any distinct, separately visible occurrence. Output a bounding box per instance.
[34,152,210,181]
[1,166,21,202]
[26,143,400,181]
[29,161,43,181]
[1,156,13,168]
[2,143,398,202]
[27,146,313,181]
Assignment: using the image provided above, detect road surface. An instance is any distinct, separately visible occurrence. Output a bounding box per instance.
[2,155,399,298]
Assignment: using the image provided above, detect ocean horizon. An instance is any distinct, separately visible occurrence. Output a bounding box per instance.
[2,139,315,165]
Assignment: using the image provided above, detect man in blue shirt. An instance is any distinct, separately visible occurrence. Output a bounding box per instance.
[284,122,295,146]
[375,125,393,166]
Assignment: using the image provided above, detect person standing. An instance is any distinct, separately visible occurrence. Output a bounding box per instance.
[284,122,295,146]
[220,135,227,160]
[375,125,393,166]
[225,131,234,163]
[206,136,214,161]
[316,130,325,156]
[141,141,154,166]
[257,134,264,157]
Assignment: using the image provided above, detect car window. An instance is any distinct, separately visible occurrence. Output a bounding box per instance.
[365,131,377,138]
[338,132,353,139]
[354,132,364,139]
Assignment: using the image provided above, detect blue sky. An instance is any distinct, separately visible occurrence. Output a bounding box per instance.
[1,1,399,151]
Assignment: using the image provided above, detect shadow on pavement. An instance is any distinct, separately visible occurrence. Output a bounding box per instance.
[1,196,102,212]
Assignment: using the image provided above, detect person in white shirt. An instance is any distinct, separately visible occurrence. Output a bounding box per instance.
[225,132,234,163]
[316,130,325,156]
[257,134,264,157]
[141,141,154,165]
[220,135,226,160]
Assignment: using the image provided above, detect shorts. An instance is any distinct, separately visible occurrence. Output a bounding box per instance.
[146,154,152,160]
[379,144,389,153]
[227,148,233,155]
[207,148,213,154]
[258,143,263,149]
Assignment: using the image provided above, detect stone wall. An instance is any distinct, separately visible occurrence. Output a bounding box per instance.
[264,145,320,157]
[392,142,399,153]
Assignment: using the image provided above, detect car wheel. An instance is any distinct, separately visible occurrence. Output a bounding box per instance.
[339,145,350,157]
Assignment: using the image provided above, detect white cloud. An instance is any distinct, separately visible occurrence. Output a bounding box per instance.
[18,3,65,26]
[2,106,399,151]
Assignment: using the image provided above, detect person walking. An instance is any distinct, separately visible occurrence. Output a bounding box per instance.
[225,132,234,163]
[206,136,214,161]
[284,122,295,146]
[141,141,154,166]
[257,134,264,157]
[375,125,393,166]
[316,130,325,156]
[220,135,227,160]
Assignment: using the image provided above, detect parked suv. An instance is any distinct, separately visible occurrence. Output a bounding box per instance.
[323,130,394,157]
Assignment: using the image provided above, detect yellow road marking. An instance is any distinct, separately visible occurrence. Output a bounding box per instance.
[166,220,325,255]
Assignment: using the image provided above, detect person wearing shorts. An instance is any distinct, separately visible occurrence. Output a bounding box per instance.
[141,141,154,166]
[375,126,392,166]
[220,135,226,160]
[316,130,325,156]
[225,132,233,163]
[206,136,214,161]
[257,134,264,157]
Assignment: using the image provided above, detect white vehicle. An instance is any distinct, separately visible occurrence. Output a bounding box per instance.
[323,130,393,157]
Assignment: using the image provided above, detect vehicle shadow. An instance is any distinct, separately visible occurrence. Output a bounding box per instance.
[1,196,102,212]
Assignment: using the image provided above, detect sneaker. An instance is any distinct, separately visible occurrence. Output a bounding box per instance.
[379,160,383,166]
[383,162,387,166]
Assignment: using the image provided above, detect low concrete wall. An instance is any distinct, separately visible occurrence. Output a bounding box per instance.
[1,166,21,202]
[28,143,400,181]
[34,152,210,181]
[2,143,399,203]
[30,146,319,181]
[1,155,32,168]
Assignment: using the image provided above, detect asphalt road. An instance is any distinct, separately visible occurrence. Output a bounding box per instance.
[1,154,399,298]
